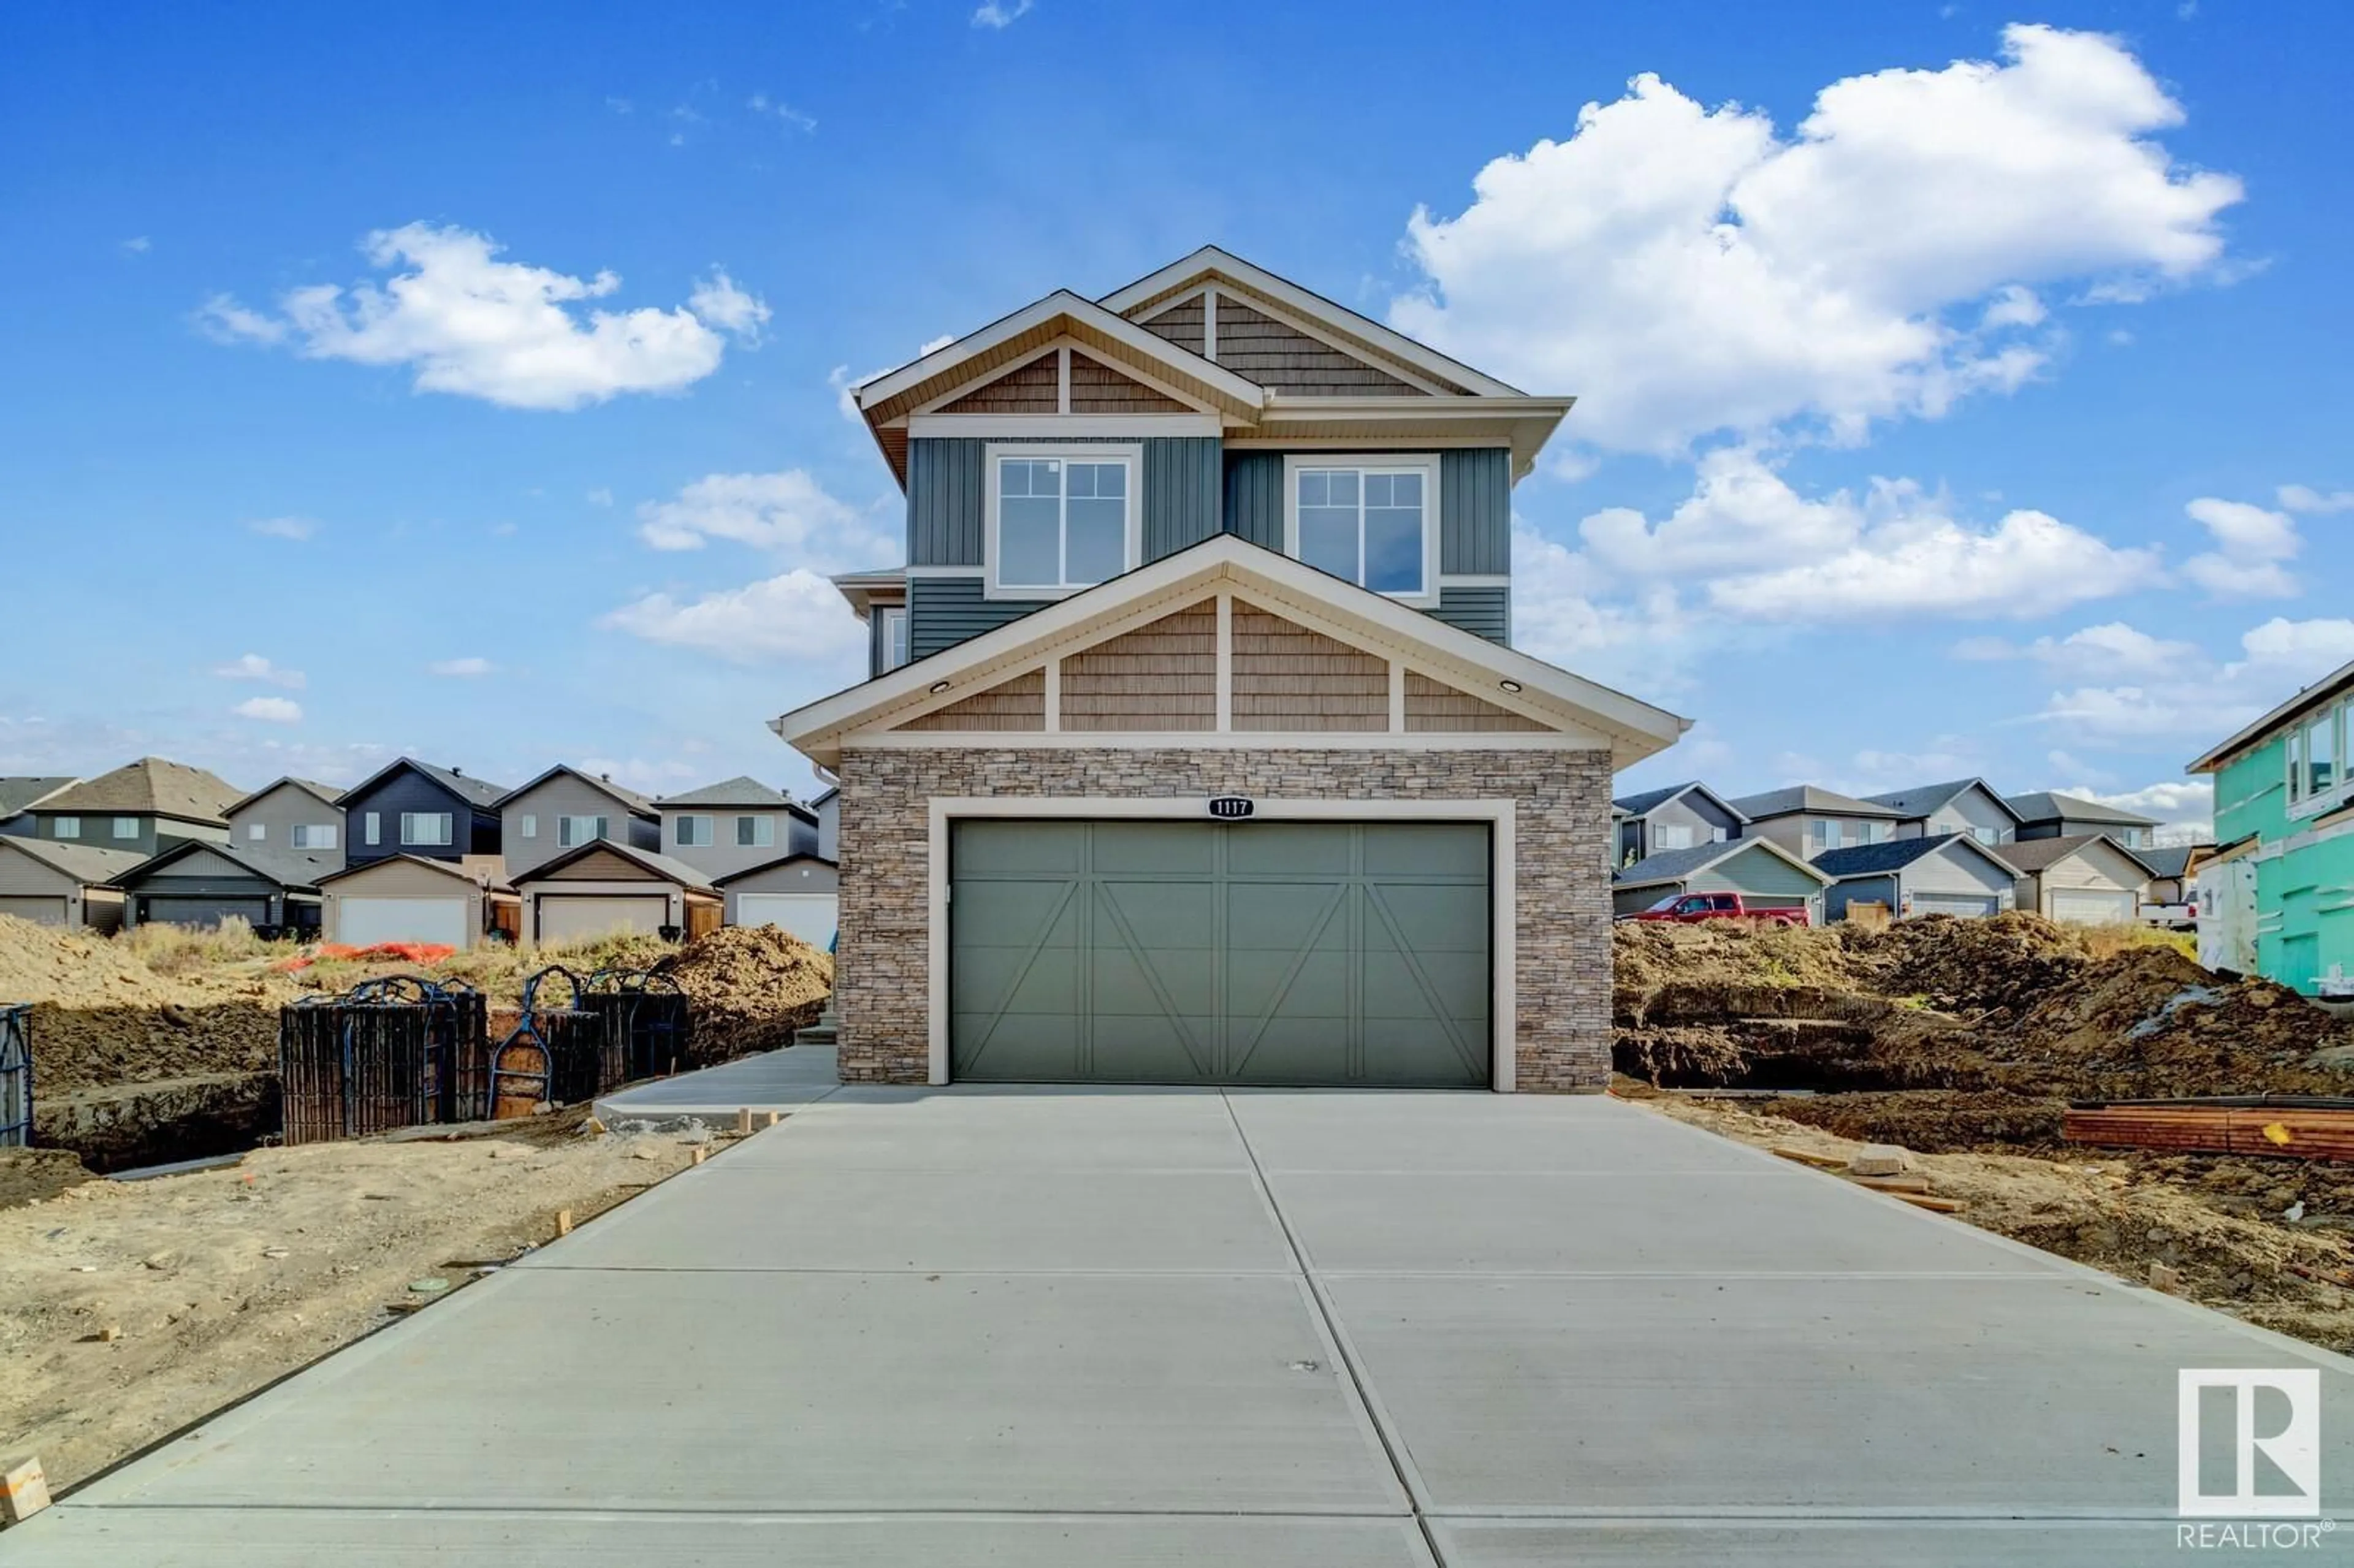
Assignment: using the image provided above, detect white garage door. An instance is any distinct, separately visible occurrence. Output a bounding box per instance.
[536,896,669,946]
[1911,893,2001,919]
[337,896,468,948]
[2051,888,2136,925]
[734,892,837,948]
[0,895,68,927]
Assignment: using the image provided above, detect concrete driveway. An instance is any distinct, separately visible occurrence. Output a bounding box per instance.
[10,1080,2354,1565]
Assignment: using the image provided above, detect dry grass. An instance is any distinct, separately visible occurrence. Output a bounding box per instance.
[2077,921,2197,962]
[115,916,299,976]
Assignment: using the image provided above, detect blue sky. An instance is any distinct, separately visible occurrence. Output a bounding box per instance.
[2,1,2345,834]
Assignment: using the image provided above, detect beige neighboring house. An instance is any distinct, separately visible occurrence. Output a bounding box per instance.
[652,777,819,880]
[714,853,839,946]
[512,842,720,946]
[317,854,517,950]
[494,766,660,880]
[0,837,145,930]
[13,757,242,860]
[226,778,348,873]
[1723,786,1910,861]
[2002,834,2154,924]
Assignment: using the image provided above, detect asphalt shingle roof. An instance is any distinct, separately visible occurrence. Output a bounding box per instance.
[343,759,509,810]
[225,777,345,816]
[1861,778,2019,822]
[1613,838,1827,888]
[2004,791,2160,829]
[0,777,76,816]
[2138,845,2196,880]
[1811,832,2005,880]
[31,758,243,824]
[1723,785,1905,821]
[0,837,151,883]
[2001,832,2152,876]
[1612,783,1691,817]
[492,765,658,815]
[115,840,341,892]
[653,776,794,810]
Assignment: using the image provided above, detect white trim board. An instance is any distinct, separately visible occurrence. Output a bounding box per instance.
[980,442,1145,603]
[908,414,1221,439]
[925,794,1518,1092]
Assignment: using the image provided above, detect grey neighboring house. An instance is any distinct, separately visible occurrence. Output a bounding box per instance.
[1612,837,1832,923]
[2003,833,2154,924]
[1726,785,1907,861]
[226,778,347,873]
[810,785,840,863]
[713,853,840,946]
[1610,781,1745,869]
[1862,778,2023,847]
[1811,833,2019,922]
[2005,791,2162,851]
[0,837,145,930]
[653,778,820,881]
[15,757,242,859]
[112,840,340,934]
[494,766,661,879]
[0,776,77,839]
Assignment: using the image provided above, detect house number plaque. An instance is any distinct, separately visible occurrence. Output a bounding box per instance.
[1206,796,1255,820]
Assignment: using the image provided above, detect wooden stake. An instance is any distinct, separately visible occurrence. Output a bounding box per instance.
[554,1209,573,1238]
[762,1109,781,1128]
[1894,1193,1966,1214]
[1,1456,51,1524]
[1770,1146,1848,1171]
[691,1146,707,1165]
[736,1108,753,1135]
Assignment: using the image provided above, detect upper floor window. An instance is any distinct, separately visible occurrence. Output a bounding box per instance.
[1282,454,1441,606]
[1653,823,1694,851]
[676,815,714,848]
[401,812,453,847]
[291,823,337,850]
[736,815,775,849]
[2289,700,2347,812]
[1811,819,1841,851]
[878,606,910,672]
[558,815,608,848]
[986,447,1138,599]
[1862,821,1891,845]
[112,816,139,839]
[53,816,79,839]
[249,823,269,842]
[364,812,381,846]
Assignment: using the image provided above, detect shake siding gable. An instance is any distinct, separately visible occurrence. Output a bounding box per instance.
[1060,604,1217,731]
[937,354,1057,413]
[898,671,1046,732]
[1138,297,1205,354]
[1068,352,1190,413]
[1210,299,1424,395]
[1228,606,1388,732]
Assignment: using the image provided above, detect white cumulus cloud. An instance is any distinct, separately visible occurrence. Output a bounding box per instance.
[211,653,306,690]
[232,696,303,724]
[2279,483,2354,515]
[602,569,869,664]
[199,224,765,410]
[245,516,318,541]
[2181,496,2301,598]
[973,0,1033,27]
[1391,24,2243,454]
[634,469,891,571]
[2036,615,2354,743]
[429,657,494,677]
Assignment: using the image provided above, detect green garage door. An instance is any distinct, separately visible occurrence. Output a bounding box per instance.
[951,820,1491,1087]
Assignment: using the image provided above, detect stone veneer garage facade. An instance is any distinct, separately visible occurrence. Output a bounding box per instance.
[780,540,1684,1094]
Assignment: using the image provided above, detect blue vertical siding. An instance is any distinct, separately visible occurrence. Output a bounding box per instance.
[909,576,1052,661]
[1222,452,1286,550]
[1439,448,1511,575]
[341,772,500,864]
[1142,437,1223,561]
[908,439,987,567]
[1430,585,1510,645]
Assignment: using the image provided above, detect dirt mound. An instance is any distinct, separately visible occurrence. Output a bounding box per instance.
[0,1146,96,1209]
[0,915,302,1093]
[1612,919,1867,1022]
[657,925,833,1060]
[1849,911,2087,1014]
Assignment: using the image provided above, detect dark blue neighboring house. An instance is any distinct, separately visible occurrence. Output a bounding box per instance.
[337,759,509,867]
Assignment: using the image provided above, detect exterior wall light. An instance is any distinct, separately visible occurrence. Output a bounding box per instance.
[1498,679,1523,693]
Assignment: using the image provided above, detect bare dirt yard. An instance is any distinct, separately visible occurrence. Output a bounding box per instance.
[0,1109,737,1494]
[1614,913,2354,1353]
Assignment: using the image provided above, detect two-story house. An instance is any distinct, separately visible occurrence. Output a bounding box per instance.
[1611,782,1745,867]
[774,246,1688,1092]
[2005,791,2160,850]
[1864,779,2022,847]
[652,777,819,877]
[110,776,349,933]
[1726,786,1907,861]
[337,759,508,866]
[9,757,240,859]
[495,766,660,878]
[0,776,75,839]
[2189,657,2353,994]
[317,759,514,950]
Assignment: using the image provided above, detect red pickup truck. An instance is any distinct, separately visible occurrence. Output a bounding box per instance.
[1623,892,1810,926]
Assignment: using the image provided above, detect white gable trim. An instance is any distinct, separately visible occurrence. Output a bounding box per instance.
[773,535,1686,768]
[1098,247,1525,398]
[1614,835,1834,892]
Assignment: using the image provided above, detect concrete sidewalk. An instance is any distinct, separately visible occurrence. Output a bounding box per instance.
[590,1043,840,1128]
[8,1086,2354,1565]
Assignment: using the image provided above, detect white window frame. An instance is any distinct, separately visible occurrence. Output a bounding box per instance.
[2287,696,2352,821]
[877,604,910,672]
[291,823,337,850]
[1280,452,1442,609]
[364,812,381,846]
[676,813,714,848]
[53,816,79,839]
[400,811,454,847]
[249,823,268,842]
[982,443,1143,602]
[736,814,776,849]
[518,813,538,840]
[1653,823,1694,851]
[558,815,608,849]
[113,816,140,840]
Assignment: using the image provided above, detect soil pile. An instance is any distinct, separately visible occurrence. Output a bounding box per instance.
[1851,911,2087,1015]
[657,925,833,1059]
[0,915,302,1092]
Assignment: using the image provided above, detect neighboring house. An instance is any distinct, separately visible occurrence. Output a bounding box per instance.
[810,785,840,863]
[495,766,660,879]
[1862,778,2022,847]
[2005,791,2160,850]
[1611,839,1832,923]
[2001,834,2153,925]
[112,841,337,934]
[512,841,720,946]
[652,777,819,880]
[1611,782,1745,869]
[777,246,1688,1092]
[226,778,347,875]
[2137,845,2200,911]
[0,776,76,839]
[2188,656,2354,996]
[714,853,839,947]
[338,759,508,867]
[1811,834,2019,923]
[13,757,240,859]
[318,854,517,950]
[0,837,142,930]
[1725,786,1907,861]
[834,570,910,679]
